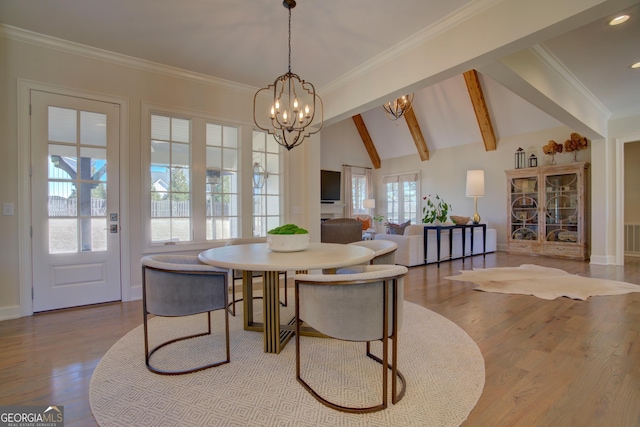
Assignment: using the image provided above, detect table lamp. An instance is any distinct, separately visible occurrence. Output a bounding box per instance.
[466,170,485,224]
[363,198,375,212]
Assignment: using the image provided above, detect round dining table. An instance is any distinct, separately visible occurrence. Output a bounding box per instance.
[198,242,374,354]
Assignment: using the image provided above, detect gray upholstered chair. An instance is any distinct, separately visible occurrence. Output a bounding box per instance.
[224,237,287,316]
[294,264,408,413]
[141,255,230,375]
[349,240,397,265]
[320,218,362,244]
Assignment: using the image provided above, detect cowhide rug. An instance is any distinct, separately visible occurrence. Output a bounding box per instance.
[444,264,640,300]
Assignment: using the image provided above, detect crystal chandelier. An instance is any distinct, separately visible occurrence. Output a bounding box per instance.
[253,0,323,151]
[382,94,414,120]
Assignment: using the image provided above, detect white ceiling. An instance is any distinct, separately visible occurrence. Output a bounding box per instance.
[1,0,639,160]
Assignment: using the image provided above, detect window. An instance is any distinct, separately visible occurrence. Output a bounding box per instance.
[148,109,240,245]
[150,115,191,243]
[252,131,282,236]
[384,173,419,224]
[206,124,238,240]
[351,173,367,214]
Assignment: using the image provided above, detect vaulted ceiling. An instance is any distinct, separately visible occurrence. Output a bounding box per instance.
[2,0,638,162]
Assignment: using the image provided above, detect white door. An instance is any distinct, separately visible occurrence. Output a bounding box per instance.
[30,91,121,312]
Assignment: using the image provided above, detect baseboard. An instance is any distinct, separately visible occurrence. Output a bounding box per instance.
[0,305,22,321]
[589,255,617,265]
[128,284,143,301]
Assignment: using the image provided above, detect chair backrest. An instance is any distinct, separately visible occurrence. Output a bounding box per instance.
[224,237,267,246]
[349,240,397,264]
[141,255,228,317]
[295,264,407,342]
[321,218,362,244]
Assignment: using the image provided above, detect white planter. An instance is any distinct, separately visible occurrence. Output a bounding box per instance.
[266,234,310,252]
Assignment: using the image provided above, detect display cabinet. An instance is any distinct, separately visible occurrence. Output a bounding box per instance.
[506,162,589,260]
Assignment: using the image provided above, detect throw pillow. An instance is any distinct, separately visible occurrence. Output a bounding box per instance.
[356,216,371,231]
[387,220,411,235]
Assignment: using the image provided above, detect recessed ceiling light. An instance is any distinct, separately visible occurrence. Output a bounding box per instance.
[631,62,640,69]
[609,15,630,25]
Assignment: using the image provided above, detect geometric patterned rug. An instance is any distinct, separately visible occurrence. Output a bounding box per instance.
[90,302,485,426]
[444,264,640,300]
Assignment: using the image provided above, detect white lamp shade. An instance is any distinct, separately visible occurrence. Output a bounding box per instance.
[363,199,376,209]
[466,170,485,197]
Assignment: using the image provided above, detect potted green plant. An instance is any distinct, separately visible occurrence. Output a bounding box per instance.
[422,194,450,224]
[266,224,310,252]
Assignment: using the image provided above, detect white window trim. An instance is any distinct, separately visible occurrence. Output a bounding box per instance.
[141,102,252,254]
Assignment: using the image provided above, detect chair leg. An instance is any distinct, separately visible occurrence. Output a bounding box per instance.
[144,310,230,376]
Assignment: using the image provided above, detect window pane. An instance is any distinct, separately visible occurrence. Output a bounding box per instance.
[207,124,222,146]
[171,218,190,241]
[48,182,76,216]
[266,153,279,174]
[252,130,265,151]
[151,115,170,140]
[151,141,170,166]
[171,143,190,168]
[49,218,78,253]
[266,135,280,153]
[170,167,190,193]
[206,147,222,169]
[90,218,107,251]
[266,195,280,215]
[266,176,279,195]
[223,148,238,170]
[48,107,76,143]
[80,147,107,181]
[151,218,171,241]
[80,111,107,146]
[223,126,238,148]
[48,144,76,179]
[171,118,190,143]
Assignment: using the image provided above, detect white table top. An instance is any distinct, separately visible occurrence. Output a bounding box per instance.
[198,242,374,271]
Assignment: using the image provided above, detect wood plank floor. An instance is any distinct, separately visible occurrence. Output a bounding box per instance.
[1,252,639,426]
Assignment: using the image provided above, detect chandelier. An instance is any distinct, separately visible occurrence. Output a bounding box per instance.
[382,94,414,120]
[253,0,323,151]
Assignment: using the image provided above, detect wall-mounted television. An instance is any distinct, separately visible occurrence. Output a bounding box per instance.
[321,170,341,202]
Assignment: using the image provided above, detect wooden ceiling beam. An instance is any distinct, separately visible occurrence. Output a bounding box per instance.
[351,114,381,169]
[404,107,430,161]
[463,69,497,151]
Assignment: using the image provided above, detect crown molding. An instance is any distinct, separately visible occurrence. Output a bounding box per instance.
[0,24,257,95]
[320,0,501,95]
[530,43,611,118]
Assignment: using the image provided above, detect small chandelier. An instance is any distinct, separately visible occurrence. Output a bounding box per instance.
[253,0,323,151]
[382,94,414,120]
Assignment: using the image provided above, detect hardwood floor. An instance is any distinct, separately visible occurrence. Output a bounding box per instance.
[1,252,639,426]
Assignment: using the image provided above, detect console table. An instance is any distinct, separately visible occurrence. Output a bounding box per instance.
[423,223,487,267]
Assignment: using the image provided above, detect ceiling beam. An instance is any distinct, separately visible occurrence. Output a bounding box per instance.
[403,107,430,161]
[463,69,497,151]
[351,114,381,169]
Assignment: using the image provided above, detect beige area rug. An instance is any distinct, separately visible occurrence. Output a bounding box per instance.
[445,264,640,300]
[90,301,484,427]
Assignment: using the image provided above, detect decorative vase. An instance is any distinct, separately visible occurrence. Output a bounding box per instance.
[573,151,578,162]
[550,154,556,165]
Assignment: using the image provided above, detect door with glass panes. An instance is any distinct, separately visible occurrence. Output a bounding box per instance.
[30,91,121,312]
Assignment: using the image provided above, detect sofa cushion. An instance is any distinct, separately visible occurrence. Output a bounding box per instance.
[387,220,411,235]
[404,224,425,236]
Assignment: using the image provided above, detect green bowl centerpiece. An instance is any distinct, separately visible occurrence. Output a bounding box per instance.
[266,224,310,252]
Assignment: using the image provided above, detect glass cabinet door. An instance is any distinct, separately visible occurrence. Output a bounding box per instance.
[510,176,539,241]
[544,173,579,243]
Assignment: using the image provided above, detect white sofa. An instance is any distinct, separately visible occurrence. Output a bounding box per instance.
[375,224,497,267]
